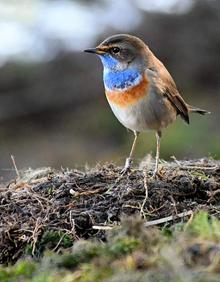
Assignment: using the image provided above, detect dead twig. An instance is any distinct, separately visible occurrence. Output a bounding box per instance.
[70,187,105,197]
[92,225,115,230]
[183,211,194,231]
[171,155,181,166]
[52,233,66,252]
[180,166,218,171]
[207,189,220,203]
[169,195,178,216]
[11,155,20,179]
[92,211,193,230]
[69,211,80,240]
[144,210,193,227]
[140,154,151,218]
[171,156,218,171]
[30,218,43,256]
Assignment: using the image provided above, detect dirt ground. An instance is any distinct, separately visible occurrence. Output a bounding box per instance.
[0,158,219,264]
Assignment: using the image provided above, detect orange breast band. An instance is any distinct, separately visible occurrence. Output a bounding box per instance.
[105,74,149,108]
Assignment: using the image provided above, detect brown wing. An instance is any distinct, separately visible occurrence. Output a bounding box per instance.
[164,85,189,124]
[149,54,189,124]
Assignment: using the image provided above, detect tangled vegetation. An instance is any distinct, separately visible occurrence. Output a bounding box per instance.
[1,212,220,282]
[0,158,220,281]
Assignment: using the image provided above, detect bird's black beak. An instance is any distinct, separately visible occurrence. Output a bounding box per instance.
[84,47,106,55]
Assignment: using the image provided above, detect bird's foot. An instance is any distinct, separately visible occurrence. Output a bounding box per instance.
[152,168,158,179]
[120,157,133,174]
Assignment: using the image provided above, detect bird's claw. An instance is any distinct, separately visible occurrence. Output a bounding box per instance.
[152,169,158,179]
[120,157,133,174]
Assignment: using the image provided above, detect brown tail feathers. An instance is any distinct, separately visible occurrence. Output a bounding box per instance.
[187,105,211,115]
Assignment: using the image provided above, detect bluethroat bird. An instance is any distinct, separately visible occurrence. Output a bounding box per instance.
[84,34,209,176]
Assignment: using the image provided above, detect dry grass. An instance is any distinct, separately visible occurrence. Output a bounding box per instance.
[0,158,219,265]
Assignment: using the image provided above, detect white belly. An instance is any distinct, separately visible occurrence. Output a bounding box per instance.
[107,91,177,132]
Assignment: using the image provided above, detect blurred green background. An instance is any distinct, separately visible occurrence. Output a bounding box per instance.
[0,0,219,180]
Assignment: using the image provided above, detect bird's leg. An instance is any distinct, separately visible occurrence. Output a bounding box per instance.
[121,131,139,173]
[153,131,162,177]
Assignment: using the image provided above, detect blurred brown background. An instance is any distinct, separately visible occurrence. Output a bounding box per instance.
[0,0,219,180]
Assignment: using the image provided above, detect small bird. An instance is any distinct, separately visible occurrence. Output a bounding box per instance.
[84,34,209,176]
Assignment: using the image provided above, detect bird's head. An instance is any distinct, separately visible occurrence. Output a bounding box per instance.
[84,34,149,73]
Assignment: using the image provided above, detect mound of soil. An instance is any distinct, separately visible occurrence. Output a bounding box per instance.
[0,158,219,264]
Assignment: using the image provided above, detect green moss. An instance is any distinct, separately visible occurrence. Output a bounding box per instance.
[31,272,54,282]
[189,171,210,181]
[0,269,9,282]
[1,212,220,282]
[47,187,54,195]
[0,261,36,282]
[78,264,113,282]
[52,236,140,270]
[13,261,36,278]
[105,237,140,258]
[25,244,34,256]
[186,211,220,240]
[41,230,73,249]
[54,245,100,269]
[26,230,74,257]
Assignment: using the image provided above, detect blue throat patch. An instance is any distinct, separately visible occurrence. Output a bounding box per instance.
[99,54,142,90]
[104,69,141,90]
[99,53,118,69]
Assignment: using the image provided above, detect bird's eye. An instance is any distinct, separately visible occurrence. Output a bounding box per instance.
[110,47,120,54]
